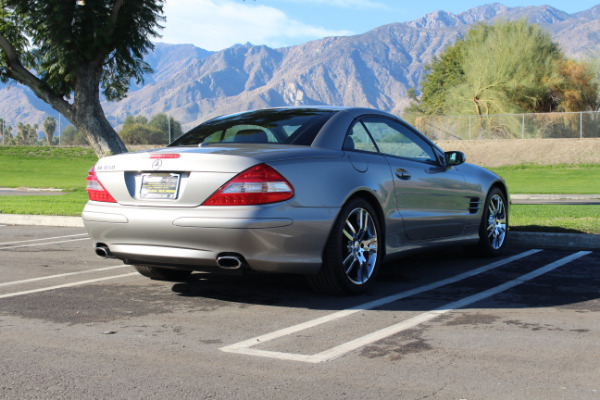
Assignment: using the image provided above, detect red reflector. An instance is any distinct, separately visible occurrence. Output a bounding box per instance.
[86,166,117,203]
[203,164,294,206]
[149,153,181,159]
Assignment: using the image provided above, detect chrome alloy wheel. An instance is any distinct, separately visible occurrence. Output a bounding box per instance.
[342,207,379,285]
[487,193,507,250]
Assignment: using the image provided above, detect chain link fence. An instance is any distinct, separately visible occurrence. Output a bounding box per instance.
[409,111,600,141]
[1,111,600,147]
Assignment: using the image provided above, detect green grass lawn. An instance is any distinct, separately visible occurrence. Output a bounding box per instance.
[0,146,97,188]
[0,146,598,233]
[510,204,600,234]
[0,146,97,216]
[489,164,600,234]
[489,164,600,194]
[0,190,89,216]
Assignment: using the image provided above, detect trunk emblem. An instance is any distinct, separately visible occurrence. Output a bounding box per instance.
[152,160,163,169]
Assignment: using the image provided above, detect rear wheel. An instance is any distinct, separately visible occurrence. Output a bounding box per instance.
[476,187,508,256]
[134,265,192,281]
[308,198,382,295]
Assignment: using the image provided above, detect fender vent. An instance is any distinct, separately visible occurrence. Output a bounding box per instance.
[469,197,482,214]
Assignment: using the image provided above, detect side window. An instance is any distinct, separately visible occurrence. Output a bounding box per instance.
[362,118,437,163]
[344,121,378,153]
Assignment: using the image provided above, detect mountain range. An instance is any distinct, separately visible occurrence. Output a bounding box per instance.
[1,3,600,131]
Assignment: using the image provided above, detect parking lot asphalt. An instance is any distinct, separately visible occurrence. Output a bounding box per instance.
[1,225,598,399]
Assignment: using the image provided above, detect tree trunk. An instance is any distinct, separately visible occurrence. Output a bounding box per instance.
[73,99,128,158]
[72,64,128,158]
[473,96,482,116]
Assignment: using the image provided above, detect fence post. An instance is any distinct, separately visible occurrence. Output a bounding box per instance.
[580,112,583,139]
[522,114,525,139]
[468,116,471,140]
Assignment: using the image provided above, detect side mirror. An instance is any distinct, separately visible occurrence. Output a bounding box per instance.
[445,151,466,167]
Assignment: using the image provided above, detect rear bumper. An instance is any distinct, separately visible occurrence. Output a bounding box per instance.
[82,202,337,275]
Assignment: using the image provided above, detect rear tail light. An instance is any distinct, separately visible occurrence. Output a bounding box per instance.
[203,164,294,206]
[86,166,117,203]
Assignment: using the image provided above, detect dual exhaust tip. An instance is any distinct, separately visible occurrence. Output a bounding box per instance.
[95,245,113,258]
[95,245,245,270]
[216,254,245,270]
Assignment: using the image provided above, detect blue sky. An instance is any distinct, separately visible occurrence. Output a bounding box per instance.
[159,0,600,51]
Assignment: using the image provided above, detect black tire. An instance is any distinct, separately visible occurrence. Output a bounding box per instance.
[134,265,192,281]
[308,198,382,295]
[475,187,509,256]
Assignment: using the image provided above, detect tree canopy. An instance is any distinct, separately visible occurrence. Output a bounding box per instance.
[118,113,182,145]
[0,0,165,157]
[61,125,88,146]
[406,20,599,116]
[15,122,38,145]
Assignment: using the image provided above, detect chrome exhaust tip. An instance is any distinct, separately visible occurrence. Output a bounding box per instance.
[216,254,244,270]
[95,245,113,258]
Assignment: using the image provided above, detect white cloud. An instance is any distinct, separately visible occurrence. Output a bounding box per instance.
[159,0,353,50]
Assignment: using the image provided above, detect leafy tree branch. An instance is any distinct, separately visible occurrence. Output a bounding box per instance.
[0,0,165,157]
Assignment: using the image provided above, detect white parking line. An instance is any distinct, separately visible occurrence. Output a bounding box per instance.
[0,272,140,299]
[0,238,90,249]
[221,250,590,363]
[221,250,540,356]
[0,233,88,246]
[0,265,129,287]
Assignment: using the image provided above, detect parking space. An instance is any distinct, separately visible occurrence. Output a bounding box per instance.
[0,225,128,295]
[1,225,599,399]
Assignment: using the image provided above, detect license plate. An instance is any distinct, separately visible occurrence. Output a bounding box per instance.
[140,173,180,200]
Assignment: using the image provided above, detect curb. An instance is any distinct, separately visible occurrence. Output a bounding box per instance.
[1,214,598,251]
[511,194,600,205]
[508,231,600,251]
[0,214,84,228]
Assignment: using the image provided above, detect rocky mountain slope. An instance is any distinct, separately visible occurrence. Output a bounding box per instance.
[2,3,599,131]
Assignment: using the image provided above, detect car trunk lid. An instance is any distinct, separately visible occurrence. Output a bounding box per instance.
[90,145,340,207]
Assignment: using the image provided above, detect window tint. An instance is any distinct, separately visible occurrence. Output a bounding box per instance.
[361,118,436,162]
[170,109,335,147]
[344,121,378,152]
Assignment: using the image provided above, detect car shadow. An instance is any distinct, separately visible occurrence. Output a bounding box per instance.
[511,225,587,234]
[169,247,600,312]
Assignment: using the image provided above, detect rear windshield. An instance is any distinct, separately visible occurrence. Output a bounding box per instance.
[170,109,336,147]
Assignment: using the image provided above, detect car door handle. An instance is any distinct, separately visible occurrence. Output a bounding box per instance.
[395,168,411,179]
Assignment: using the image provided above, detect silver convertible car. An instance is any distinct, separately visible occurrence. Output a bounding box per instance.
[83,107,508,294]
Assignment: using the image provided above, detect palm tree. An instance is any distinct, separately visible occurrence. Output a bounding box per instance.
[43,116,57,146]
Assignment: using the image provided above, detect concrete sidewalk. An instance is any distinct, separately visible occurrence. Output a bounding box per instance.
[0,214,84,227]
[511,194,600,205]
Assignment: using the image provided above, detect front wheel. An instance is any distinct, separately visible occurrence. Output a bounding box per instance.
[476,187,508,256]
[308,198,382,295]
